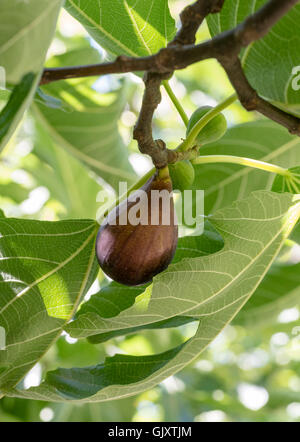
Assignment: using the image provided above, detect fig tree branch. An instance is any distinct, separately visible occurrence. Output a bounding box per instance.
[40,0,225,86]
[220,57,300,136]
[133,0,224,168]
[41,0,298,82]
[40,0,300,165]
[170,0,225,47]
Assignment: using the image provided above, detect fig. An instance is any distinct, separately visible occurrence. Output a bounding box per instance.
[169,160,195,191]
[95,171,178,286]
[187,105,227,145]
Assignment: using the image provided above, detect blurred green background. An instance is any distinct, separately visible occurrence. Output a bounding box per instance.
[0,1,299,422]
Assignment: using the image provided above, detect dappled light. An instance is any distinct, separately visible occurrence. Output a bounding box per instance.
[1,0,300,424]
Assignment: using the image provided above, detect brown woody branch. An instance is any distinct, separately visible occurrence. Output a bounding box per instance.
[170,0,225,47]
[133,72,171,168]
[40,0,299,79]
[220,57,300,136]
[40,0,225,86]
[133,0,225,168]
[40,0,300,166]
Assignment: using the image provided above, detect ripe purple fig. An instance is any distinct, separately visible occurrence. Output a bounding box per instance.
[95,171,178,286]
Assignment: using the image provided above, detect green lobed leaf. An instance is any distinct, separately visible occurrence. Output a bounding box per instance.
[0,183,29,205]
[236,262,300,328]
[0,0,63,84]
[0,73,36,147]
[192,120,300,215]
[66,190,300,339]
[35,88,70,111]
[35,46,136,190]
[79,279,193,344]
[0,218,98,393]
[207,0,300,109]
[64,0,176,58]
[88,316,196,345]
[172,222,224,263]
[291,221,300,244]
[73,224,224,344]
[24,118,103,219]
[0,0,63,151]
[7,191,300,402]
[272,166,300,194]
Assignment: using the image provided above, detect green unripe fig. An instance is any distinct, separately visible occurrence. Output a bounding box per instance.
[169,160,195,191]
[186,105,227,145]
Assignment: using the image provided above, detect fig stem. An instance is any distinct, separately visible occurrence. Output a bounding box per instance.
[157,165,170,180]
[192,155,291,177]
[162,80,189,127]
[179,93,238,151]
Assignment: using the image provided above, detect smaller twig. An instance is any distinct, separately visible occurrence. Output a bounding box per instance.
[40,55,157,85]
[221,57,300,136]
[132,72,198,167]
[133,0,225,168]
[133,72,171,168]
[170,0,225,47]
